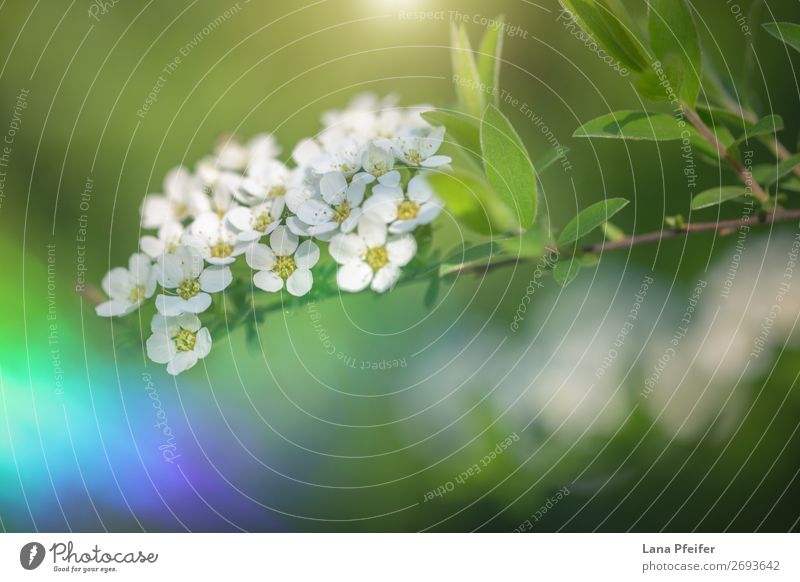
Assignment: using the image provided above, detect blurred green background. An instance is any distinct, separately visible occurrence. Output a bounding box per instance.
[1,0,799,532]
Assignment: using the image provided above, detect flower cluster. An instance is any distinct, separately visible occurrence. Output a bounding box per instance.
[96,94,449,375]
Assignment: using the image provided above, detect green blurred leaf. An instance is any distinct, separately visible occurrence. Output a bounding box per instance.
[558,198,629,246]
[477,16,505,103]
[691,186,746,210]
[553,258,581,287]
[559,0,650,72]
[422,110,481,156]
[450,23,484,118]
[602,221,626,242]
[497,226,550,258]
[424,272,441,308]
[480,104,538,228]
[731,115,783,147]
[696,105,751,130]
[763,22,800,53]
[439,241,502,277]
[647,0,701,105]
[427,170,516,235]
[751,153,800,187]
[574,110,688,140]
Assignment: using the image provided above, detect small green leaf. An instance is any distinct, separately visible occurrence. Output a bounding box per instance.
[558,198,630,246]
[763,22,800,54]
[648,0,702,105]
[421,110,481,156]
[534,146,571,174]
[438,242,502,277]
[497,227,549,258]
[477,15,505,103]
[602,221,626,242]
[691,186,747,210]
[573,110,687,141]
[427,171,517,235]
[559,0,650,72]
[751,153,800,187]
[553,258,581,287]
[450,23,484,118]
[696,105,752,130]
[731,115,783,147]
[480,104,538,227]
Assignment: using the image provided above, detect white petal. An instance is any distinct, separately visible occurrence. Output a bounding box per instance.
[388,219,418,234]
[286,269,313,297]
[199,265,233,293]
[285,216,312,236]
[284,187,311,213]
[96,300,132,318]
[371,264,401,293]
[329,234,366,264]
[102,268,131,299]
[141,196,171,229]
[346,179,367,206]
[421,155,452,168]
[386,235,417,266]
[194,328,212,358]
[227,206,254,232]
[371,183,403,200]
[297,199,334,226]
[146,332,175,364]
[320,171,347,204]
[358,213,388,248]
[295,240,320,269]
[155,294,186,316]
[420,126,445,157]
[167,352,198,375]
[140,235,165,258]
[245,243,275,271]
[407,175,433,203]
[184,293,212,314]
[177,313,202,332]
[337,261,372,292]
[253,270,284,292]
[175,245,205,279]
[340,208,362,233]
[378,170,401,187]
[269,225,298,256]
[416,200,443,224]
[362,196,398,223]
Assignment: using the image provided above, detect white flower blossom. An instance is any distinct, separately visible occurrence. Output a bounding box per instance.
[146,313,212,375]
[393,126,451,168]
[141,166,206,229]
[140,221,184,258]
[183,212,247,265]
[233,159,292,206]
[96,253,157,317]
[364,174,443,233]
[245,226,320,297]
[154,245,232,316]
[226,198,284,242]
[329,213,417,293]
[291,171,368,237]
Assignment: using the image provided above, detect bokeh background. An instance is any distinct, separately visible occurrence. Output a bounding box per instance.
[1,0,799,532]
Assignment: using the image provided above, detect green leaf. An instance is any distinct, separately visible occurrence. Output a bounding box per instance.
[691,186,746,210]
[751,153,800,187]
[559,0,650,72]
[450,23,485,118]
[602,221,625,242]
[534,146,571,175]
[573,110,687,140]
[422,110,481,156]
[424,273,441,309]
[647,0,702,105]
[427,171,516,235]
[497,227,550,258]
[558,198,630,246]
[480,104,538,227]
[696,105,752,130]
[731,115,783,147]
[477,16,505,103]
[553,258,581,287]
[763,22,800,54]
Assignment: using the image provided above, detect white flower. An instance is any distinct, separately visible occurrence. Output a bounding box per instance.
[393,126,451,168]
[183,212,247,265]
[146,313,212,375]
[363,174,443,233]
[96,253,157,317]
[357,141,400,185]
[226,199,284,242]
[140,221,184,258]
[245,226,320,297]
[329,213,417,293]
[292,137,363,175]
[292,171,368,237]
[154,245,232,316]
[141,166,206,229]
[233,159,292,205]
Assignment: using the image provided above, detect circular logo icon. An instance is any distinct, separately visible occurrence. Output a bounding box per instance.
[20,542,46,570]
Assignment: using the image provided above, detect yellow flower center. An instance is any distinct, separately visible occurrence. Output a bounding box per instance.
[268,184,286,199]
[174,328,197,352]
[253,212,273,232]
[365,246,389,271]
[129,285,146,303]
[178,278,201,300]
[406,149,423,165]
[333,201,351,225]
[210,240,233,258]
[274,255,297,280]
[397,200,420,221]
[371,161,390,176]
